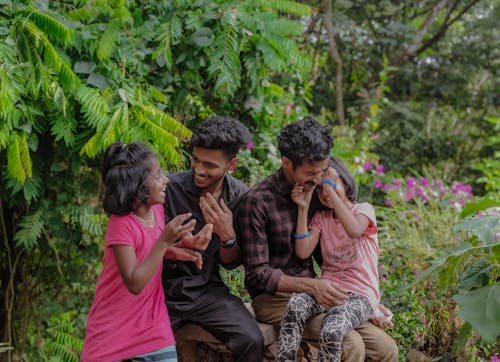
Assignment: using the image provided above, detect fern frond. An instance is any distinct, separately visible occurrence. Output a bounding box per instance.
[51,114,77,146]
[20,7,74,47]
[207,11,241,96]
[142,119,181,165]
[257,35,287,71]
[97,18,120,60]
[22,20,62,72]
[76,85,109,128]
[79,133,103,158]
[140,104,191,141]
[7,132,32,183]
[153,22,173,70]
[170,14,183,42]
[59,61,82,93]
[255,0,313,16]
[14,209,44,249]
[265,18,304,37]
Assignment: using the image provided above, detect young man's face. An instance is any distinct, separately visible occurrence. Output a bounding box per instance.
[191,147,236,193]
[282,157,330,191]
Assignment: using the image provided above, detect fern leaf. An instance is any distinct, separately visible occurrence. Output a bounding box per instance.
[97,18,121,60]
[207,12,242,96]
[22,20,62,72]
[79,133,103,158]
[14,210,44,249]
[76,86,109,128]
[59,61,81,93]
[20,7,74,47]
[255,0,313,16]
[140,104,191,141]
[7,132,32,183]
[51,114,77,146]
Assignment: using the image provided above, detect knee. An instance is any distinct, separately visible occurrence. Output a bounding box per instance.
[371,337,398,362]
[229,324,265,360]
[319,328,343,345]
[342,330,365,362]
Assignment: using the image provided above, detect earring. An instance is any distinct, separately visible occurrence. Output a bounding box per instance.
[227,169,234,175]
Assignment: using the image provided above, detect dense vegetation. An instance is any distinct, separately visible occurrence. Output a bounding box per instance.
[1,0,498,361]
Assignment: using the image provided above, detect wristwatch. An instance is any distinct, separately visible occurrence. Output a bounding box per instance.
[219,238,237,248]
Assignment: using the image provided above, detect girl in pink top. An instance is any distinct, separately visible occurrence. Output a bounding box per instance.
[81,142,212,362]
[276,157,392,362]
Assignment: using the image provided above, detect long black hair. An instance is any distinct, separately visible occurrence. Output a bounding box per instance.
[101,142,156,215]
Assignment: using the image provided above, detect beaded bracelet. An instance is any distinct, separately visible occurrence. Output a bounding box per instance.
[320,179,337,189]
[294,231,310,239]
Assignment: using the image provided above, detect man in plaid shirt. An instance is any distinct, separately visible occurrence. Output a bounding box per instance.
[238,117,398,361]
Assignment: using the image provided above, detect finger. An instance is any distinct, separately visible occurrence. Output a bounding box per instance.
[199,197,219,219]
[172,212,193,225]
[219,198,231,213]
[204,193,224,214]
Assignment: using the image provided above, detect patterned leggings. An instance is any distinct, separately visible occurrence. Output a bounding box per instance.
[276,292,373,362]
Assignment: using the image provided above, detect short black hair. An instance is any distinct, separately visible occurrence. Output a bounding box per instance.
[190,116,252,159]
[278,116,333,167]
[329,156,358,202]
[101,141,156,215]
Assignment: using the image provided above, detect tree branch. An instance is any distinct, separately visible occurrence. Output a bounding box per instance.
[321,0,345,124]
[406,0,449,58]
[416,0,482,56]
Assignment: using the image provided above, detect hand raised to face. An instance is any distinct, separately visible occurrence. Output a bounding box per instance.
[199,193,235,242]
[291,182,314,209]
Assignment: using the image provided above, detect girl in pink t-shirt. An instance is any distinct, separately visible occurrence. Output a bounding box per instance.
[81,142,212,362]
[276,157,392,362]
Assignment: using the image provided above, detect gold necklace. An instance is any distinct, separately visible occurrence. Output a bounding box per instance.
[133,209,155,228]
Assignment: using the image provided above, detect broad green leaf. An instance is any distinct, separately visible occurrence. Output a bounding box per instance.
[457,259,491,292]
[453,284,500,341]
[461,199,500,218]
[453,216,500,245]
[191,27,214,47]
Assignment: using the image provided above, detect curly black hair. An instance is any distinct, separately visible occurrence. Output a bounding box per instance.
[101,142,156,215]
[278,117,333,167]
[190,116,252,159]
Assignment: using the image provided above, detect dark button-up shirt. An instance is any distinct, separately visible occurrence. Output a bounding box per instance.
[238,168,322,299]
[162,170,248,312]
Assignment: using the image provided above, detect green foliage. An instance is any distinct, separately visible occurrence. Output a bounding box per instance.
[419,200,500,342]
[28,311,83,362]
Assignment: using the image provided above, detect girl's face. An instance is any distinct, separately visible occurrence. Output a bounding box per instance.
[147,157,168,205]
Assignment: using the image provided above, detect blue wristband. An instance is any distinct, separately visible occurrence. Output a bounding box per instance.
[294,231,310,239]
[320,179,337,189]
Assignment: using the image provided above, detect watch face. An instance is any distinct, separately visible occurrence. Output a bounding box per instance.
[220,238,236,248]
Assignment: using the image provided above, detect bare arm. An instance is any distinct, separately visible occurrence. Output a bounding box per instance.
[113,213,195,295]
[290,183,321,259]
[277,274,348,308]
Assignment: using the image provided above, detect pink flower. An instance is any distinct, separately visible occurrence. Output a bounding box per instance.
[393,179,401,189]
[420,177,429,187]
[491,355,499,362]
[404,189,415,201]
[363,162,372,171]
[374,179,383,189]
[384,199,393,207]
[407,176,417,188]
[371,133,380,141]
[375,164,385,174]
[245,143,254,150]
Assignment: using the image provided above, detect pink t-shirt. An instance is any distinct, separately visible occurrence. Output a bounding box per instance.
[81,204,175,362]
[310,202,380,309]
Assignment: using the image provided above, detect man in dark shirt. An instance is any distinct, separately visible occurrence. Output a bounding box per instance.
[163,116,264,361]
[238,117,398,361]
